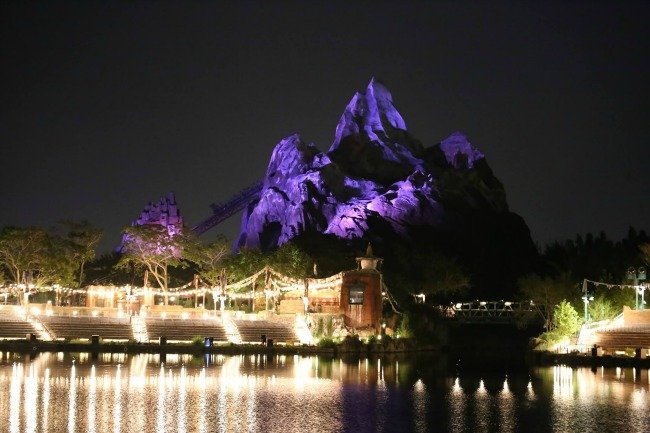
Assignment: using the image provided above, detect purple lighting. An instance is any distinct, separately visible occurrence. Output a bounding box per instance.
[236,79,503,251]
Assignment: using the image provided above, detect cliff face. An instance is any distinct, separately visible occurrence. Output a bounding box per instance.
[236,79,537,294]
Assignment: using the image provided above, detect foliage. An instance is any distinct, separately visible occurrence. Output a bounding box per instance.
[185,236,231,286]
[222,242,312,293]
[317,337,336,348]
[588,295,621,322]
[540,300,582,349]
[268,242,313,278]
[223,248,266,282]
[395,314,413,339]
[544,228,648,282]
[518,272,578,330]
[414,251,470,299]
[116,225,196,303]
[191,336,204,346]
[315,317,324,337]
[552,300,582,336]
[56,220,103,288]
[289,232,357,277]
[383,242,471,305]
[326,316,334,337]
[640,243,650,267]
[0,226,92,292]
[0,227,51,285]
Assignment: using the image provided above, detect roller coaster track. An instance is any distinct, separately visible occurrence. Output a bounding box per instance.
[192,180,264,235]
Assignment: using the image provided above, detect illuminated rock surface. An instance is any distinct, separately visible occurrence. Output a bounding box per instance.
[237,79,536,293]
[239,79,503,247]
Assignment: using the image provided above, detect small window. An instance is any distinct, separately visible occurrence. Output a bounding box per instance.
[348,285,364,305]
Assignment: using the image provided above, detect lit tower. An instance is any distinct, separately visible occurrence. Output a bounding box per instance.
[340,244,384,333]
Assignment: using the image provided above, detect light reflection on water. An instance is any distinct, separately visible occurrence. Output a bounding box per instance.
[0,352,648,433]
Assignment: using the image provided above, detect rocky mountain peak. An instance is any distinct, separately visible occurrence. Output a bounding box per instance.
[330,77,407,151]
[440,131,485,169]
[236,79,537,294]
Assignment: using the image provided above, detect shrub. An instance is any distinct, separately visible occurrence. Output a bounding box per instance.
[315,318,324,337]
[318,337,336,348]
[326,317,334,337]
[191,336,204,346]
[395,314,413,339]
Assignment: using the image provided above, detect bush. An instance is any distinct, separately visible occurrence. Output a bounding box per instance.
[395,314,413,338]
[191,336,204,346]
[318,337,336,348]
[315,318,324,337]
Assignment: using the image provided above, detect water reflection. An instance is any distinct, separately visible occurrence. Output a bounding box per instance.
[0,353,649,433]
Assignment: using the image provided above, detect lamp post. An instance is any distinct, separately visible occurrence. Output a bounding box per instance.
[626,267,646,310]
[581,278,594,322]
[582,293,594,322]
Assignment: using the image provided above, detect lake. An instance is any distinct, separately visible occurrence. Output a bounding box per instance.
[0,351,648,433]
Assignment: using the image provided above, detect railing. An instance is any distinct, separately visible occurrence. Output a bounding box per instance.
[441,301,543,323]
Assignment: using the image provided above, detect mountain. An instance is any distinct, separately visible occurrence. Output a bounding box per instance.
[236,79,537,296]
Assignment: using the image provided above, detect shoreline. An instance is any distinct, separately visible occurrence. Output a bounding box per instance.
[528,350,650,368]
[0,339,437,357]
[2,340,649,369]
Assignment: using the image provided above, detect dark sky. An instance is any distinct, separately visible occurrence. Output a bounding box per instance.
[1,1,649,253]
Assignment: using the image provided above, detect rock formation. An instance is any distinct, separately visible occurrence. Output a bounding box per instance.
[117,192,183,252]
[236,79,537,294]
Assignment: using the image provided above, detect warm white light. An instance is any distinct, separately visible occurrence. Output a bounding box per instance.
[91,311,99,317]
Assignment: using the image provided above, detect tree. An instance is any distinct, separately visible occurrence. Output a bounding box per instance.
[57,220,103,288]
[588,295,619,322]
[268,242,312,278]
[223,247,266,282]
[115,225,194,305]
[518,272,578,330]
[640,243,650,266]
[551,300,582,337]
[0,227,50,286]
[0,226,82,304]
[414,251,470,300]
[186,237,231,286]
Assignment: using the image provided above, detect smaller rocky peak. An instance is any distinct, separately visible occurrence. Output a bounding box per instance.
[264,133,320,189]
[439,132,485,169]
[116,192,183,252]
[330,78,407,151]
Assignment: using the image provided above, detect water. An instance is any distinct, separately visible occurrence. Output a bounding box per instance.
[0,351,648,433]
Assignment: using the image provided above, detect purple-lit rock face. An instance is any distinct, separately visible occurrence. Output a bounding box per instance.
[237,79,506,251]
[134,192,183,233]
[117,192,183,252]
[440,132,484,169]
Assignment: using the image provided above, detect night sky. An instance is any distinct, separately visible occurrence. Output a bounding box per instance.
[1,1,649,254]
